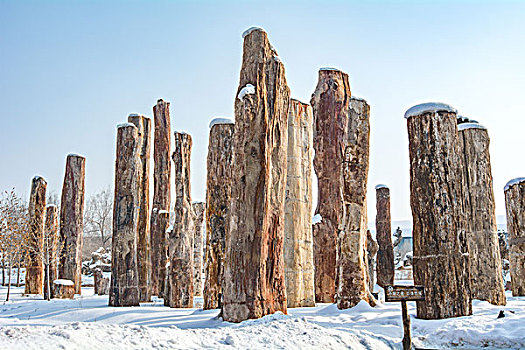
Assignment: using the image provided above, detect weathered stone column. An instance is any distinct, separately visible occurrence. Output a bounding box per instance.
[43,205,59,299]
[311,68,350,303]
[375,184,394,287]
[204,118,234,310]
[25,176,47,295]
[223,27,289,322]
[192,201,205,297]
[128,114,152,302]
[504,177,525,296]
[284,99,315,308]
[458,123,506,305]
[366,230,378,292]
[335,96,372,309]
[167,132,194,308]
[109,123,140,307]
[150,99,171,297]
[59,154,86,294]
[406,103,472,319]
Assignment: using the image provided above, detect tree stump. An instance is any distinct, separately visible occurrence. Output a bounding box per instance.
[284,99,315,308]
[44,205,59,299]
[167,132,194,308]
[458,123,506,305]
[192,202,205,297]
[504,177,525,296]
[375,185,394,287]
[109,123,140,307]
[223,27,289,322]
[128,114,152,302]
[204,118,234,310]
[53,279,75,299]
[150,99,171,297]
[25,176,47,295]
[94,268,109,295]
[59,154,86,294]
[406,103,472,319]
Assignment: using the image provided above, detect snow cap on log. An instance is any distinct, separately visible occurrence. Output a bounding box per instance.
[458,123,487,131]
[117,122,136,129]
[505,177,525,192]
[375,184,389,190]
[209,117,234,128]
[404,102,457,119]
[242,26,265,38]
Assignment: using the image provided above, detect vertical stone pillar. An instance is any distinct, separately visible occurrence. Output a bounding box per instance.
[375,185,394,287]
[204,118,234,310]
[504,177,525,296]
[59,154,86,294]
[109,123,140,307]
[223,27,289,322]
[284,99,315,308]
[150,99,171,297]
[192,201,205,297]
[458,123,506,305]
[366,230,378,292]
[167,132,194,308]
[311,68,350,303]
[128,114,152,302]
[44,205,59,299]
[406,103,472,319]
[335,96,372,309]
[25,176,47,295]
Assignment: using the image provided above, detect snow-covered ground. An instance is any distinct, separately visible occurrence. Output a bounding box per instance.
[0,284,524,349]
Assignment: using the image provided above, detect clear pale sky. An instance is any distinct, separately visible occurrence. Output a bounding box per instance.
[1,0,524,222]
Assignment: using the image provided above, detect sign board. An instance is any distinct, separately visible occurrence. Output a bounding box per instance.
[384,285,425,302]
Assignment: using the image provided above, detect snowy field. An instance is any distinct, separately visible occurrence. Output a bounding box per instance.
[0,285,524,349]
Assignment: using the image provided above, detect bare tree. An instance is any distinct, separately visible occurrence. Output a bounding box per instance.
[83,187,113,249]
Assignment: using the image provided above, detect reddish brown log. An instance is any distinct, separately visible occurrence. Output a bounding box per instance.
[150,208,169,298]
[43,205,59,299]
[366,230,378,292]
[375,185,394,287]
[504,178,525,296]
[192,201,205,297]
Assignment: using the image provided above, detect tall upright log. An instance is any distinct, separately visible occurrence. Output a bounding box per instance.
[284,99,315,308]
[366,230,378,292]
[504,178,525,296]
[458,123,506,305]
[150,99,171,297]
[204,118,234,310]
[223,27,289,322]
[192,201,205,297]
[406,103,472,319]
[150,208,169,298]
[43,205,59,299]
[25,176,47,295]
[128,114,152,302]
[109,123,140,307]
[375,184,394,287]
[167,132,194,308]
[59,154,86,294]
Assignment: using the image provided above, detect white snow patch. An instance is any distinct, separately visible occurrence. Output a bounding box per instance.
[504,177,525,192]
[375,184,389,190]
[312,214,322,225]
[53,279,74,286]
[351,96,367,102]
[237,84,255,101]
[47,204,57,209]
[242,26,265,38]
[128,113,142,117]
[404,102,457,119]
[319,67,341,72]
[273,56,282,63]
[67,153,85,158]
[458,122,487,131]
[158,210,170,214]
[209,117,234,128]
[116,122,136,129]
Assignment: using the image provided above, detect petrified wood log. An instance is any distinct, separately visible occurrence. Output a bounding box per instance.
[25,176,47,295]
[504,177,525,296]
[406,103,472,319]
[223,27,289,322]
[150,99,171,296]
[366,230,378,292]
[94,268,110,295]
[44,205,59,299]
[458,123,506,305]
[150,208,169,298]
[109,123,140,307]
[128,114,152,302]
[53,279,75,299]
[204,118,234,310]
[375,185,394,288]
[59,154,86,295]
[336,96,372,309]
[284,99,315,308]
[167,132,194,308]
[192,201,205,297]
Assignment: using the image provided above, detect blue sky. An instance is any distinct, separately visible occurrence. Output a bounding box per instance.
[1,0,524,221]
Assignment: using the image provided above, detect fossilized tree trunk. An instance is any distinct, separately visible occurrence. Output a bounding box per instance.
[375,185,394,287]
[150,99,171,297]
[458,123,506,305]
[25,176,47,295]
[109,123,140,307]
[44,205,59,299]
[366,230,378,292]
[406,103,472,319]
[504,178,525,296]
[204,119,234,310]
[284,99,315,308]
[223,28,289,322]
[59,154,85,294]
[167,132,194,308]
[192,201,205,297]
[128,114,152,302]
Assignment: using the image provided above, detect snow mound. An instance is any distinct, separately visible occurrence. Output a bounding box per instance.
[312,214,322,225]
[53,279,74,286]
[116,122,136,129]
[242,26,265,38]
[458,123,487,131]
[375,184,388,190]
[237,84,255,101]
[209,117,234,128]
[504,177,525,192]
[404,103,457,119]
